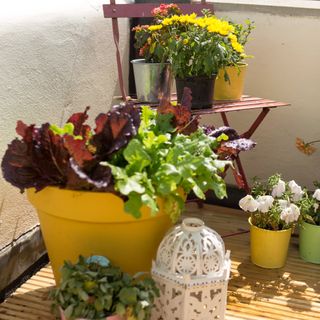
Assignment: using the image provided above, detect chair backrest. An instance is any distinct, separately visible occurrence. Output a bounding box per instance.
[103,2,214,18]
[103,1,214,101]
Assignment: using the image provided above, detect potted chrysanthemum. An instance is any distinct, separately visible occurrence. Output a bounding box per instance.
[131,4,181,103]
[239,174,302,268]
[162,10,245,108]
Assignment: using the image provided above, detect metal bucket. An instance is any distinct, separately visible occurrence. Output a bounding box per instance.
[131,59,172,104]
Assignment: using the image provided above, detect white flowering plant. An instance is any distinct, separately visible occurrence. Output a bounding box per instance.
[239,174,311,230]
[299,183,320,226]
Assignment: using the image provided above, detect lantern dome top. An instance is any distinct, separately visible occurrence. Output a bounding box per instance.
[152,218,230,285]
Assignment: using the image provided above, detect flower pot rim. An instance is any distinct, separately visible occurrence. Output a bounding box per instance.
[131,58,170,65]
[176,75,217,81]
[300,220,320,228]
[59,307,123,320]
[27,186,119,196]
[248,217,292,233]
[226,62,248,68]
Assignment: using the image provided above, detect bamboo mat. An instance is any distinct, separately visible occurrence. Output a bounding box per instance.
[0,204,319,320]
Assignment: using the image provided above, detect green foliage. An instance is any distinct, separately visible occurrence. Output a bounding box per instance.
[102,106,228,222]
[251,174,282,198]
[165,16,236,78]
[51,256,159,320]
[230,19,255,64]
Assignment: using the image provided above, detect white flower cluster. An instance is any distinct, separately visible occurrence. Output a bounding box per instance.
[313,189,320,211]
[238,179,316,226]
[239,195,273,213]
[279,203,300,224]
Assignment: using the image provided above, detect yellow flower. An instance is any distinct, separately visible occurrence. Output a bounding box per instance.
[148,25,163,31]
[195,19,206,28]
[231,40,244,53]
[162,18,173,26]
[183,38,189,45]
[228,34,237,42]
[206,18,235,36]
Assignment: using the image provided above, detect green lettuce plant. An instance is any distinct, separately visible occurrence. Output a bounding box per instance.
[2,89,256,221]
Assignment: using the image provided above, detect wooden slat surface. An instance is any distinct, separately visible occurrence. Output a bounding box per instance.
[0,204,319,320]
[192,96,290,115]
[127,95,290,114]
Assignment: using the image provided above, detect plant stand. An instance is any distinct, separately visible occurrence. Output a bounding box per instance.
[102,1,290,193]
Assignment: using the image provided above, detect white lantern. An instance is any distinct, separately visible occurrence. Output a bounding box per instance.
[151,218,231,320]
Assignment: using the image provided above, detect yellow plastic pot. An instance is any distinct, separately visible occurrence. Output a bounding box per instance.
[27,187,173,283]
[249,218,292,269]
[214,64,247,101]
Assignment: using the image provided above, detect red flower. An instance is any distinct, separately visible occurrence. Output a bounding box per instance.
[151,3,181,17]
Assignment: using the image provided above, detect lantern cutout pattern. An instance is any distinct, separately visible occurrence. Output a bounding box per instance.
[151,218,231,320]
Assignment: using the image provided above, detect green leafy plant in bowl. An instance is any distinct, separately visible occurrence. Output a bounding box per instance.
[51,255,158,320]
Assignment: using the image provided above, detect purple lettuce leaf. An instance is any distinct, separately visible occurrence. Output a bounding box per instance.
[203,125,239,140]
[1,123,69,192]
[223,138,256,152]
[92,104,140,160]
[1,120,116,192]
[67,106,91,136]
[66,159,113,192]
[157,88,195,134]
[64,136,94,167]
[203,125,256,157]
[16,120,35,143]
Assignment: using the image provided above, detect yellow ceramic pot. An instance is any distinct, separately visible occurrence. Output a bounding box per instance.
[214,64,247,101]
[27,187,172,283]
[249,218,292,269]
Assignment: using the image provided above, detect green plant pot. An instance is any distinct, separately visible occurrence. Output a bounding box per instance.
[299,220,320,264]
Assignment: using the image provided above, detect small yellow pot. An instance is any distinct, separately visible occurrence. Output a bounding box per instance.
[27,187,173,283]
[214,64,247,101]
[249,218,292,269]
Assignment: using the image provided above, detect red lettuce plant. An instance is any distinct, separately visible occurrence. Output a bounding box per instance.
[2,104,140,193]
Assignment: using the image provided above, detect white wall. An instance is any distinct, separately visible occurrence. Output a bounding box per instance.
[0,0,130,249]
[205,4,320,189]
